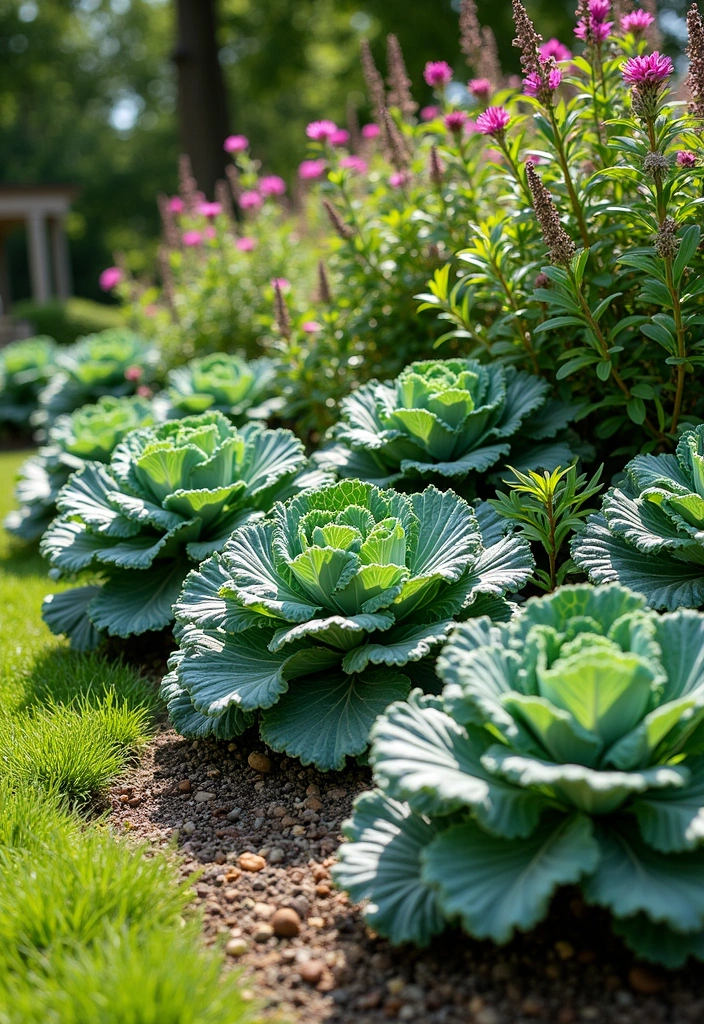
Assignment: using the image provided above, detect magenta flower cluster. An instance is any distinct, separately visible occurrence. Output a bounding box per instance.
[524,65,562,97]
[621,52,674,85]
[468,78,492,100]
[444,110,469,134]
[475,106,510,136]
[298,158,327,181]
[575,0,613,43]
[621,9,654,34]
[239,190,262,211]
[99,267,122,291]
[223,135,248,153]
[540,38,572,62]
[423,61,453,88]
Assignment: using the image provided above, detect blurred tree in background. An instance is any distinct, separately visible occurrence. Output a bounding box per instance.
[0,0,687,302]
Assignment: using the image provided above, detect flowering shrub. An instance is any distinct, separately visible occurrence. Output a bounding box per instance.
[5,395,155,544]
[573,423,704,610]
[0,336,57,430]
[36,329,159,431]
[334,584,704,966]
[156,353,281,424]
[316,358,584,495]
[40,412,320,650]
[163,481,532,768]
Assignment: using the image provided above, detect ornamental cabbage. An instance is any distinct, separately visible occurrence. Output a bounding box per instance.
[163,480,533,770]
[36,328,159,428]
[157,353,281,423]
[334,584,704,967]
[316,358,582,493]
[40,411,319,651]
[572,424,704,611]
[0,336,57,429]
[5,395,155,542]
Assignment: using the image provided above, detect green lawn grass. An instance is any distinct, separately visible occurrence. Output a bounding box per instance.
[0,450,263,1024]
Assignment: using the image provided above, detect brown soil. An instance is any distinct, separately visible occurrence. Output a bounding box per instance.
[109,724,704,1024]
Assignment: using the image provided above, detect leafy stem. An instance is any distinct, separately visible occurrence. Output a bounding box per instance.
[547,107,592,248]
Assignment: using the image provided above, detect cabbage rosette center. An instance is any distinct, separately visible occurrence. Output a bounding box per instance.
[334,584,704,965]
[40,411,319,650]
[163,479,534,770]
[316,357,583,492]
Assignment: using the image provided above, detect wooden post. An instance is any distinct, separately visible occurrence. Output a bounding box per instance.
[0,229,11,313]
[50,217,72,300]
[27,213,52,304]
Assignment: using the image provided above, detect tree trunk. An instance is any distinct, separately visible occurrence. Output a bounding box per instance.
[172,0,230,197]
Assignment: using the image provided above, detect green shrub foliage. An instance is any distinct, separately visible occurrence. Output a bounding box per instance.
[334,584,704,966]
[157,352,280,423]
[572,424,704,611]
[36,328,159,429]
[0,336,57,429]
[316,359,583,495]
[163,480,533,769]
[5,395,155,543]
[40,411,321,649]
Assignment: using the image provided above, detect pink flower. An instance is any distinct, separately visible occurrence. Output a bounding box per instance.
[182,230,202,247]
[622,52,674,85]
[124,365,143,381]
[575,19,613,42]
[298,159,327,180]
[444,110,469,134]
[589,0,611,22]
[423,61,453,88]
[259,175,287,196]
[677,151,697,167]
[306,120,338,142]
[99,267,122,291]
[198,201,222,218]
[236,236,256,251]
[136,385,153,398]
[271,277,290,292]
[204,226,216,239]
[302,320,322,333]
[621,9,655,34]
[168,196,184,214]
[330,128,350,146]
[239,190,262,210]
[524,68,562,96]
[420,105,440,121]
[361,123,380,139]
[389,171,409,189]
[475,106,510,136]
[224,135,248,153]
[540,38,572,62]
[468,78,492,99]
[339,155,368,173]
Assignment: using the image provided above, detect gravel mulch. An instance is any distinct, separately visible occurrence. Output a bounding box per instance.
[110,727,704,1024]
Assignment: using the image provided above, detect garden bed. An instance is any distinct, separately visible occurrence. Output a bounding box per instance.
[110,724,704,1024]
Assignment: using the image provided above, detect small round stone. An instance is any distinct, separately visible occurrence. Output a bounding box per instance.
[225,938,248,957]
[300,959,325,985]
[253,924,274,942]
[248,752,271,773]
[182,821,196,835]
[271,907,301,938]
[239,852,266,872]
